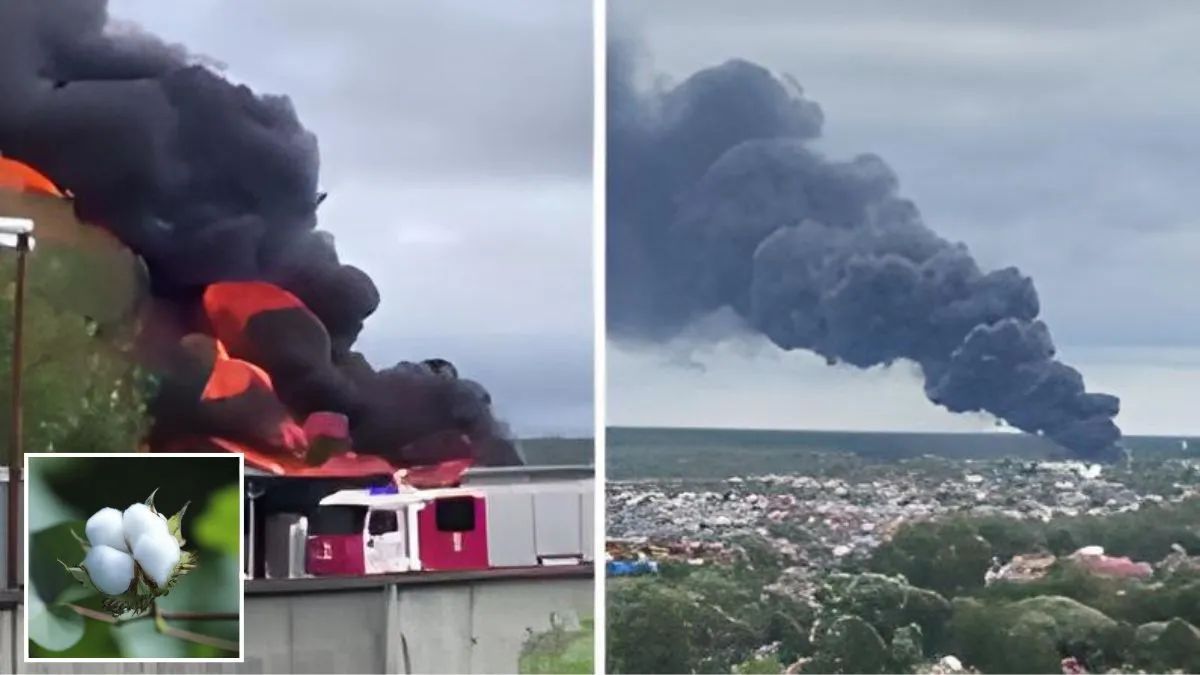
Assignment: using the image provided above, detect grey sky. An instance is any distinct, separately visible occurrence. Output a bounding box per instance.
[609,0,1200,435]
[110,0,594,437]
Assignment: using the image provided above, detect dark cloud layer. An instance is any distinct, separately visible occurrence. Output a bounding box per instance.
[608,48,1123,460]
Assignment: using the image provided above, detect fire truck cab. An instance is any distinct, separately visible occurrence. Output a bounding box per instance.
[302,472,592,576]
[307,485,489,575]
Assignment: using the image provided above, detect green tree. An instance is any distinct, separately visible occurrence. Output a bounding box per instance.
[947,596,1129,673]
[0,197,153,457]
[889,623,924,673]
[1132,618,1200,673]
[608,578,694,674]
[815,572,951,648]
[519,618,594,674]
[803,615,889,674]
[870,519,993,597]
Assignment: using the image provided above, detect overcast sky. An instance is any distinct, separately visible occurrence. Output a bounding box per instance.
[609,0,1200,436]
[110,0,594,438]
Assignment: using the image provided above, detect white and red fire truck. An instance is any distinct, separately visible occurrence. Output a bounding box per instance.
[255,467,593,577]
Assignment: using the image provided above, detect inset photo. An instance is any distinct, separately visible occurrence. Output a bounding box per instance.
[24,453,243,662]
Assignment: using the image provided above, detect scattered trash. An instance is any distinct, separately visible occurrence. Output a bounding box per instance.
[608,456,1199,569]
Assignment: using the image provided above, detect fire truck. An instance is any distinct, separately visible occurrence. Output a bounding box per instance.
[249,466,594,578]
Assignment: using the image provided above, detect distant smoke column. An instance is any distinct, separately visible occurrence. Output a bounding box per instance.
[0,0,518,465]
[608,49,1122,461]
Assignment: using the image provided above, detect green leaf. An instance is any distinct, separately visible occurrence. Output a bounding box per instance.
[144,487,159,510]
[26,586,85,652]
[58,561,94,591]
[167,501,190,544]
[163,551,199,593]
[68,528,90,552]
[110,614,191,659]
[29,605,122,659]
[54,581,98,607]
[25,465,82,532]
[32,522,88,613]
[193,483,240,556]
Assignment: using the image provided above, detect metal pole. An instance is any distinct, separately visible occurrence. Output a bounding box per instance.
[246,495,255,579]
[7,233,28,590]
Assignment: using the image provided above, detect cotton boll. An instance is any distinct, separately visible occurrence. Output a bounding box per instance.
[123,503,169,550]
[85,507,128,552]
[84,545,135,595]
[133,532,181,587]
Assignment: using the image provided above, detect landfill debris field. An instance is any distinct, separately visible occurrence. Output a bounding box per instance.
[606,431,1200,674]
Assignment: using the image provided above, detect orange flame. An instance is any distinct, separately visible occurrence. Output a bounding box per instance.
[202,281,310,353]
[0,157,65,198]
[200,339,275,400]
[177,281,475,481]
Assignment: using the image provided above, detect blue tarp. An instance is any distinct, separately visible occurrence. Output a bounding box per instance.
[607,559,659,576]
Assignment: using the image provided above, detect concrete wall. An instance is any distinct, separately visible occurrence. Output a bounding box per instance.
[1,568,594,674]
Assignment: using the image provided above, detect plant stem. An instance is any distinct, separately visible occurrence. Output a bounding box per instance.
[161,610,240,621]
[65,602,240,653]
[65,603,238,624]
[65,603,118,623]
[153,602,240,652]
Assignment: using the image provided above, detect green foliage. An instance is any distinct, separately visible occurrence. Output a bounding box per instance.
[947,595,1130,673]
[194,483,241,556]
[869,518,993,597]
[608,578,694,674]
[889,624,924,672]
[803,615,889,674]
[610,493,1200,673]
[609,550,818,674]
[734,654,784,674]
[518,618,594,674]
[27,521,89,650]
[1131,618,1200,673]
[0,207,155,457]
[979,562,1200,627]
[683,568,780,672]
[873,499,1200,600]
[815,573,951,647]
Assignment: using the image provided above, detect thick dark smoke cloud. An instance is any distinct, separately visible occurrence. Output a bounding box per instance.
[0,0,517,465]
[609,47,1123,461]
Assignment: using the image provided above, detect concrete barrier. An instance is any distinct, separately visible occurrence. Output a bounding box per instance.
[2,566,594,673]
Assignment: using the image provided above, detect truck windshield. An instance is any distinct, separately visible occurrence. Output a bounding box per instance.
[309,505,366,535]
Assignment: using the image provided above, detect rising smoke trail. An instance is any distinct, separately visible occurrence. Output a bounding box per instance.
[608,47,1122,461]
[0,1,519,465]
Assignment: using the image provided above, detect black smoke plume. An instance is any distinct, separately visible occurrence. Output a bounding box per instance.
[0,0,518,465]
[609,47,1122,461]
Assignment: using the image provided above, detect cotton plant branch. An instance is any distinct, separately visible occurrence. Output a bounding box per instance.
[153,602,240,652]
[63,601,239,652]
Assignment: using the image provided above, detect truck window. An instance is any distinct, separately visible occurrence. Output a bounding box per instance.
[368,509,399,535]
[309,505,366,535]
[435,497,476,532]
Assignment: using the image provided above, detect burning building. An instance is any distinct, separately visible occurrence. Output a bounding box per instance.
[0,1,521,475]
